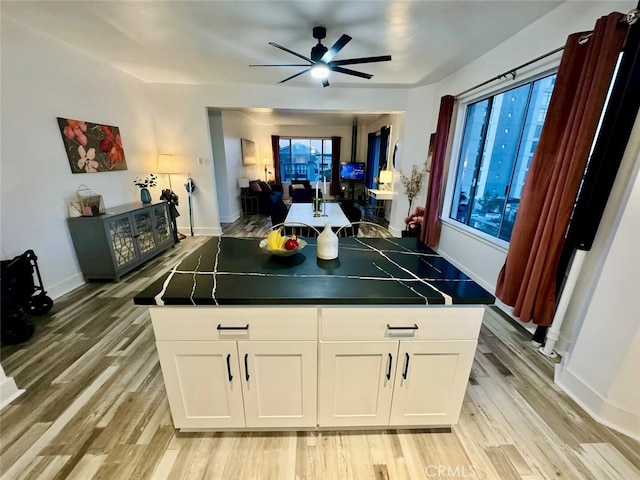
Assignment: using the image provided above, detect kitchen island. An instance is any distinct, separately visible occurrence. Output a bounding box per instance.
[134,236,494,431]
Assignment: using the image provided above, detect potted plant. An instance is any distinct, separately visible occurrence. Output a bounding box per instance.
[133,174,158,204]
[399,160,428,219]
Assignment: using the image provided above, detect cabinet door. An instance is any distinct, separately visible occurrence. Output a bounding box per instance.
[151,204,173,248]
[389,341,477,426]
[105,214,139,270]
[156,341,245,429]
[132,209,158,259]
[318,342,397,427]
[238,341,317,428]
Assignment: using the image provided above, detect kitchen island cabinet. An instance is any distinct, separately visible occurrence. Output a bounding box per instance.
[135,236,493,431]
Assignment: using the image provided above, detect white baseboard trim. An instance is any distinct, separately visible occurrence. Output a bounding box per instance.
[555,364,640,441]
[48,273,85,301]
[0,376,25,410]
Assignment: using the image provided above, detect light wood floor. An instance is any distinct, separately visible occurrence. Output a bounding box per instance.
[1,218,639,480]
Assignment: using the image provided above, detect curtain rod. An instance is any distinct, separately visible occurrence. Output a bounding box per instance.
[454,8,638,99]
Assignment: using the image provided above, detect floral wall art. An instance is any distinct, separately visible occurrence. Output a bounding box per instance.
[57,117,128,173]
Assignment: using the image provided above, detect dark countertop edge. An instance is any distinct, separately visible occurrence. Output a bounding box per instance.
[133,296,495,306]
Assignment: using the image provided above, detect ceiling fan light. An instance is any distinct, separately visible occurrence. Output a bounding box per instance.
[311,64,330,79]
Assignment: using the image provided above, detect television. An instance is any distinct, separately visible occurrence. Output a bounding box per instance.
[339,162,365,181]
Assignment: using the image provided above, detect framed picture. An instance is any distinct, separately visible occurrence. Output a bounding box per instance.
[57,117,128,173]
[241,138,256,165]
[425,133,436,172]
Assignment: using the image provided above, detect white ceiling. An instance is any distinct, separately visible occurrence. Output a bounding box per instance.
[2,0,563,89]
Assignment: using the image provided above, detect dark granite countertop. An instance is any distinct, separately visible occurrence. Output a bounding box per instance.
[133,236,495,306]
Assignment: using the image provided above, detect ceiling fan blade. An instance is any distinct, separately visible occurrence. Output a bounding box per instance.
[269,42,314,63]
[322,78,330,88]
[321,34,352,63]
[250,64,310,67]
[331,66,373,79]
[330,55,392,66]
[278,68,311,84]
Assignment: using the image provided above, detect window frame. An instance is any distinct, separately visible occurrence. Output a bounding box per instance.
[278,137,333,184]
[441,67,559,249]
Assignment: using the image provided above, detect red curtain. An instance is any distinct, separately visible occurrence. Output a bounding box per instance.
[495,13,627,326]
[271,135,281,185]
[420,95,456,247]
[330,136,341,196]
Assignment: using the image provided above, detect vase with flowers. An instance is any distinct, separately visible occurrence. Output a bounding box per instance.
[403,206,425,237]
[399,160,428,224]
[134,174,157,204]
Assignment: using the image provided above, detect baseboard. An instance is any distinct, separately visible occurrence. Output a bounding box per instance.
[0,375,25,410]
[48,272,85,301]
[555,364,640,441]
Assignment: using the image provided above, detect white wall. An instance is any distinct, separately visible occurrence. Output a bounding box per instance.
[556,117,640,439]
[0,17,158,298]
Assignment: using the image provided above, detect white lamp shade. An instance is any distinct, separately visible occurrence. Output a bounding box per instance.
[157,154,182,174]
[238,177,250,188]
[379,170,393,184]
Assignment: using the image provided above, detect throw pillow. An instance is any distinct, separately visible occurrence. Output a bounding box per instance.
[259,181,272,193]
[250,181,262,192]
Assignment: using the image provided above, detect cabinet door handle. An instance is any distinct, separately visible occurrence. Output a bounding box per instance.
[386,353,393,381]
[387,324,419,330]
[217,324,249,331]
[244,353,250,381]
[226,354,233,382]
[402,352,410,380]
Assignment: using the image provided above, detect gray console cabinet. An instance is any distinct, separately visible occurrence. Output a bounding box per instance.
[68,202,175,281]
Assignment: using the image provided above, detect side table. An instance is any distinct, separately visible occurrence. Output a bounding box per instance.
[241,195,258,215]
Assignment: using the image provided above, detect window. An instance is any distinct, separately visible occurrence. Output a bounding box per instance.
[279,138,332,183]
[449,73,556,242]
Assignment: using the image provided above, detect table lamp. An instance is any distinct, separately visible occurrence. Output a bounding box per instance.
[379,170,393,190]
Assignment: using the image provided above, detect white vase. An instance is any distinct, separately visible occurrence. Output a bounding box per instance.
[317,223,338,260]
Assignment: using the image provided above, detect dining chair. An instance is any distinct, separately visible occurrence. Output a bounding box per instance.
[270,222,321,238]
[335,221,393,238]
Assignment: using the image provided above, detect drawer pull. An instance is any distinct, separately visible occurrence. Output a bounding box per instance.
[386,353,393,381]
[387,324,419,331]
[226,354,233,382]
[402,352,410,380]
[217,324,249,331]
[244,353,250,381]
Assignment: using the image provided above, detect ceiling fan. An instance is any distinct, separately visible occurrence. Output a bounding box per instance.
[250,26,391,87]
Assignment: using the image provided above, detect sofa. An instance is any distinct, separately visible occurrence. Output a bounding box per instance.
[244,180,283,214]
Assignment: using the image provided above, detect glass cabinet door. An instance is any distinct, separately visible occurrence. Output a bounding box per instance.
[151,204,172,246]
[107,215,138,268]
[133,210,158,257]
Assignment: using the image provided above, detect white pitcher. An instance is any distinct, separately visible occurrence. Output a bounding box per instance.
[317,223,339,260]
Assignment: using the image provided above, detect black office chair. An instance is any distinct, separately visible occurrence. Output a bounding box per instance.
[292,189,322,203]
[270,199,289,227]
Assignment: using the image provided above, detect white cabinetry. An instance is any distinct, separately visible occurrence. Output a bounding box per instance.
[318,307,483,428]
[151,305,484,431]
[152,307,317,430]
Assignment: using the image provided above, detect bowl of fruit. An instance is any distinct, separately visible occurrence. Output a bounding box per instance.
[260,228,307,257]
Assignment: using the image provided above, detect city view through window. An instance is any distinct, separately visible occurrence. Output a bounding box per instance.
[449,74,557,242]
[279,138,332,183]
